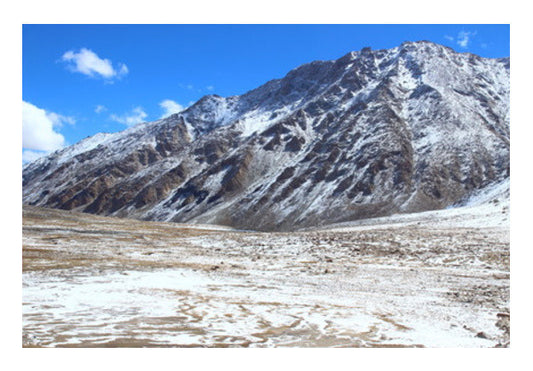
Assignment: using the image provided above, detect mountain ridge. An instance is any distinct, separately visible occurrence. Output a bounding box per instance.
[23,41,510,231]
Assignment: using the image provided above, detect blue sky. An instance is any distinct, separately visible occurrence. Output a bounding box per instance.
[22,24,510,163]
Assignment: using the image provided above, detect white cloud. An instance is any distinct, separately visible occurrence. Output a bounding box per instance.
[206,85,215,91]
[22,149,47,164]
[110,107,147,127]
[61,48,129,80]
[22,101,66,152]
[118,63,129,76]
[457,31,476,48]
[179,83,195,91]
[444,35,454,42]
[159,99,185,118]
[95,105,107,114]
[46,111,75,127]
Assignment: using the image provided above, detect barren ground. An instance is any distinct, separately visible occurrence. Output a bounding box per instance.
[22,204,509,347]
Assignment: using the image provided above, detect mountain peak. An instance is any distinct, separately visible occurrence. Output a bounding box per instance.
[23,42,510,231]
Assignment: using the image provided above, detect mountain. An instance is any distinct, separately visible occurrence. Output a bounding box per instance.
[22,41,510,231]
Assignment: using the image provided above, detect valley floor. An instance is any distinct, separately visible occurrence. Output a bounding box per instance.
[22,202,509,347]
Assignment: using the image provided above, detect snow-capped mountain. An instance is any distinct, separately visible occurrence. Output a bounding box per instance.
[22,41,510,231]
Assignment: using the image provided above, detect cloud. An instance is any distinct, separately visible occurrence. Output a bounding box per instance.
[179,83,195,91]
[159,99,185,118]
[444,35,454,42]
[46,112,75,127]
[95,105,107,114]
[179,83,215,93]
[61,48,129,80]
[118,63,129,76]
[22,101,67,153]
[22,149,48,164]
[110,107,147,127]
[457,31,476,48]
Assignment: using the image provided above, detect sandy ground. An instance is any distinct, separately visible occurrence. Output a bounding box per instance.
[22,203,509,347]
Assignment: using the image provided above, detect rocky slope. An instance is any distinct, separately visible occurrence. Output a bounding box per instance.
[22,41,510,231]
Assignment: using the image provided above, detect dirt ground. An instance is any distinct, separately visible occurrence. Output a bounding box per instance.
[22,205,509,347]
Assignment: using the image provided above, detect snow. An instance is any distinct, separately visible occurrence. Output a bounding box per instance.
[23,193,509,347]
[23,40,509,233]
[22,264,502,347]
[322,194,509,232]
[53,132,113,164]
